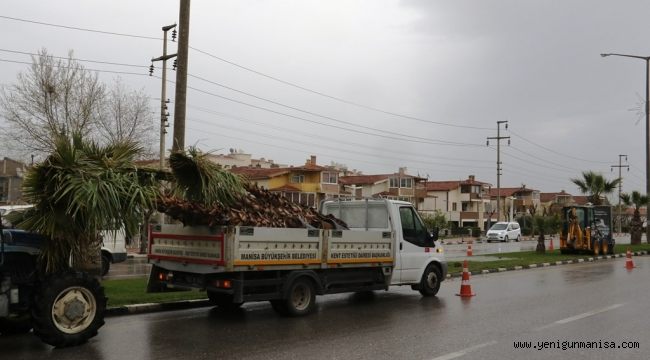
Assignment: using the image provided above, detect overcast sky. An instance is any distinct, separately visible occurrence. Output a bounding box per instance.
[1,0,649,197]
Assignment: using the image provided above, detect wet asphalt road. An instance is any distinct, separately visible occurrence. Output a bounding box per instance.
[2,256,648,360]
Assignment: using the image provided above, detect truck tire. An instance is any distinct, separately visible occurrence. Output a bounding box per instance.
[101,254,110,277]
[207,291,243,310]
[270,299,289,315]
[418,264,442,297]
[282,277,316,316]
[31,271,106,347]
[0,315,32,335]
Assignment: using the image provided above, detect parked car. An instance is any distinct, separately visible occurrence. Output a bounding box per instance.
[486,221,521,242]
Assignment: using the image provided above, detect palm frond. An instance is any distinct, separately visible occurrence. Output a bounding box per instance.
[169,147,246,206]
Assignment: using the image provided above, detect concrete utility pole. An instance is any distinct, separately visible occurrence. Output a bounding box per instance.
[172,0,191,152]
[611,154,629,234]
[151,24,177,169]
[487,121,510,222]
[602,53,650,243]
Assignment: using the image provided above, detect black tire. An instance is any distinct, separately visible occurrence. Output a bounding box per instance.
[516,235,521,242]
[31,271,106,348]
[282,278,316,316]
[270,299,289,315]
[207,291,243,310]
[0,315,32,335]
[101,254,110,277]
[418,263,442,297]
[504,236,509,243]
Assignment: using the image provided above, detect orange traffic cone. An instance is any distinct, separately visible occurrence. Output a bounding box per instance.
[625,248,636,270]
[456,260,476,297]
[467,243,473,256]
[548,237,554,251]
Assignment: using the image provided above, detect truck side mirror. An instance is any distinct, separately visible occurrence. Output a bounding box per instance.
[430,227,439,242]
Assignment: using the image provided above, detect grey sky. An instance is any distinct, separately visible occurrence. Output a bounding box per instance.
[1,0,648,196]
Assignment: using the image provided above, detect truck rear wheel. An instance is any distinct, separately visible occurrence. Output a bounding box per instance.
[418,264,442,297]
[31,271,106,347]
[282,278,316,316]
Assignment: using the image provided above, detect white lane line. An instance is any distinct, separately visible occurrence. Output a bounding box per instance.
[430,340,498,360]
[535,303,625,331]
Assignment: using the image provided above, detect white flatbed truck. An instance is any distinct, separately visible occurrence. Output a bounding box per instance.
[146,199,447,315]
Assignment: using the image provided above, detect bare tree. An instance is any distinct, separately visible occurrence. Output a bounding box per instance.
[0,49,156,160]
[0,49,104,155]
[96,78,156,157]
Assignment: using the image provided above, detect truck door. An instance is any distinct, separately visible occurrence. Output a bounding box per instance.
[396,206,432,283]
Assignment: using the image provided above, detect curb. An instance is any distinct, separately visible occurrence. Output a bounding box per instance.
[106,299,212,317]
[445,250,649,278]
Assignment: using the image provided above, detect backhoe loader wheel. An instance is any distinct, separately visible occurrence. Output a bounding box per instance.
[31,271,106,347]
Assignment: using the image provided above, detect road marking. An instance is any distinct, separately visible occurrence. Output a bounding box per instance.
[430,341,498,360]
[535,303,625,331]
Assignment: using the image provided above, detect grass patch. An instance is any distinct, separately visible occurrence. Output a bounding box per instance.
[103,278,207,308]
[449,243,650,275]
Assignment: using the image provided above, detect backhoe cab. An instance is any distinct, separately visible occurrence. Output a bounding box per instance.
[560,205,614,255]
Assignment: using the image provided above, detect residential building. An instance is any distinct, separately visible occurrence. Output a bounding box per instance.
[489,185,541,220]
[338,167,427,206]
[206,149,283,169]
[0,157,28,205]
[422,175,493,230]
[539,190,573,215]
[231,155,339,208]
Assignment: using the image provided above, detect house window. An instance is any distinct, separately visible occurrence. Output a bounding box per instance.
[0,180,7,202]
[321,172,338,184]
[400,178,413,188]
[291,174,305,183]
[452,202,457,211]
[283,192,316,208]
[389,177,399,188]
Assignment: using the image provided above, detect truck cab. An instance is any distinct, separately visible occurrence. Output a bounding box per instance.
[320,199,445,286]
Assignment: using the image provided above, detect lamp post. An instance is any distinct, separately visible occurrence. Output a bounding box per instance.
[601,53,650,243]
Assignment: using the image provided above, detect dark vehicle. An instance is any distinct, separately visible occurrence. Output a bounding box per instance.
[0,222,106,347]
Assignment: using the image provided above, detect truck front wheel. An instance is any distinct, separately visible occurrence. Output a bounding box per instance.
[283,278,316,316]
[31,271,106,347]
[418,264,442,297]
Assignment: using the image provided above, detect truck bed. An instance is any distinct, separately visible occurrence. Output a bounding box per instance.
[148,224,394,272]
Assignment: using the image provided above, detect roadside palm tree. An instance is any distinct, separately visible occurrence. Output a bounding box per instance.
[570,171,621,205]
[620,191,648,245]
[14,136,248,273]
[17,133,160,273]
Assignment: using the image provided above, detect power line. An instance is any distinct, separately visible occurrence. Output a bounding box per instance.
[0,58,150,77]
[0,15,161,40]
[188,115,494,170]
[188,104,491,164]
[0,48,482,147]
[0,14,492,131]
[0,48,148,68]
[508,129,610,164]
[186,83,483,147]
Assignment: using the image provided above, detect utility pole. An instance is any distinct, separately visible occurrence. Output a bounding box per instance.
[611,154,629,234]
[487,121,510,222]
[150,24,177,169]
[172,0,191,153]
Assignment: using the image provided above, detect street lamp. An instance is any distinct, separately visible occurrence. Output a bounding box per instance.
[601,53,650,243]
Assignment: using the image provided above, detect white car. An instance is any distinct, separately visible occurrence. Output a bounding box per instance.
[486,221,521,242]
